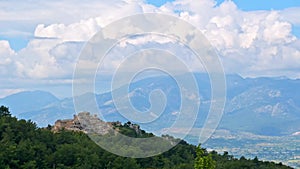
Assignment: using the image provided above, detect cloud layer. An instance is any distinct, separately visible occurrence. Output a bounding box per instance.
[0,0,300,97]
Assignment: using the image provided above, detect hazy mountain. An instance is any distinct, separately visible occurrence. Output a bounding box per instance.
[0,90,59,115]
[1,74,300,137]
[222,77,300,136]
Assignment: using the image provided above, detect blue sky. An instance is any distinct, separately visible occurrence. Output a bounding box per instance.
[146,0,173,6]
[147,0,300,10]
[0,37,30,51]
[216,0,300,11]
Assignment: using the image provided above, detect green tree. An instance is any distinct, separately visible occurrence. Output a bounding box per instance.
[194,144,216,169]
[0,105,11,117]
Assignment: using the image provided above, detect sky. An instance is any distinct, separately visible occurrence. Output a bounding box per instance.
[0,0,300,98]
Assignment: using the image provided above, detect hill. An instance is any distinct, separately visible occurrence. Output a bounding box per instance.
[0,106,293,169]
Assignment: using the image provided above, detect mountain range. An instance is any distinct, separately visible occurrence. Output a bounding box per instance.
[2,73,300,166]
[1,74,299,137]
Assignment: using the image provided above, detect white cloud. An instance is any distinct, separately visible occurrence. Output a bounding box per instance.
[0,40,15,62]
[0,40,15,77]
[0,0,148,43]
[262,11,296,44]
[0,0,150,78]
[0,0,140,23]
[163,0,299,78]
[34,19,100,42]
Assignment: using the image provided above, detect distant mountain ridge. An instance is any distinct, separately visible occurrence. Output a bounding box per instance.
[0,90,59,115]
[1,74,300,137]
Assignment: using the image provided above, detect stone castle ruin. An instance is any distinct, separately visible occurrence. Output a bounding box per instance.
[52,112,143,137]
[52,112,123,135]
[52,114,83,132]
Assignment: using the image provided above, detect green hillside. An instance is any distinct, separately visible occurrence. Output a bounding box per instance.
[0,105,293,169]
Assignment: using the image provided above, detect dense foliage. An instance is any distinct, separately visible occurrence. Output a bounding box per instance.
[195,144,216,169]
[0,106,293,169]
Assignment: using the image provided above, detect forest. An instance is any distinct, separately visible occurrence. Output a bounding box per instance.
[0,105,293,169]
